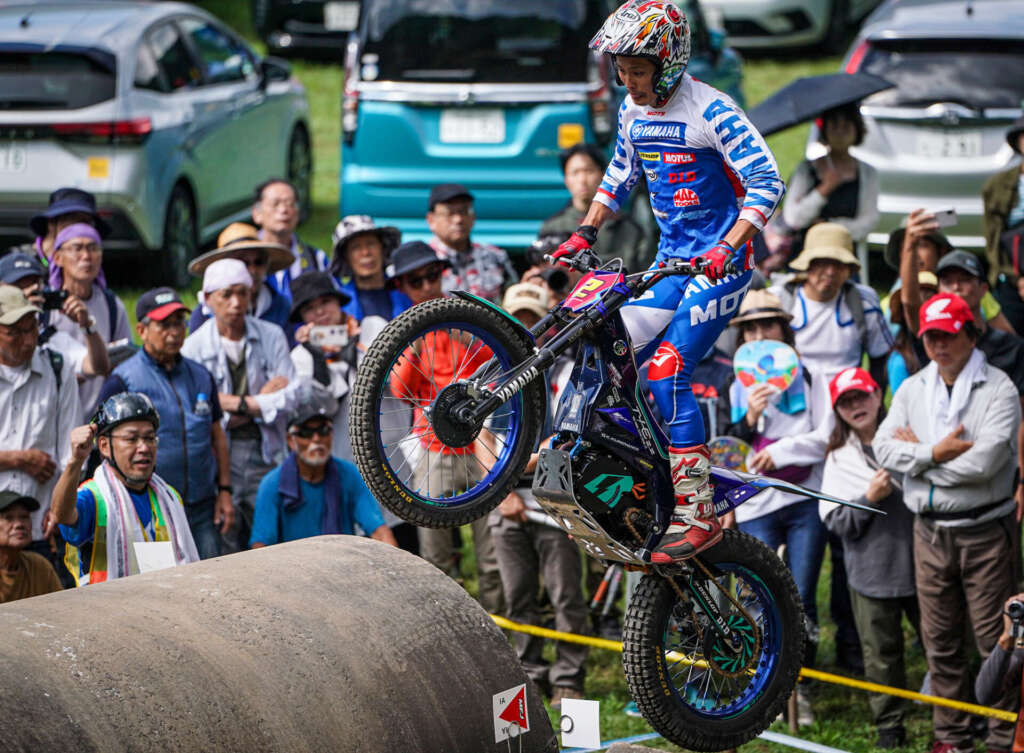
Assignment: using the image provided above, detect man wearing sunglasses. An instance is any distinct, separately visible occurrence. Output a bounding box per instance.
[387,241,506,615]
[250,393,396,548]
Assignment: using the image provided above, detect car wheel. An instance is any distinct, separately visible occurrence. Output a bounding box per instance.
[822,0,850,53]
[287,126,313,222]
[161,184,197,288]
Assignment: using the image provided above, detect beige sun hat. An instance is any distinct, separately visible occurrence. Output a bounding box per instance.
[188,222,294,276]
[0,284,41,326]
[730,289,793,327]
[789,222,860,272]
[502,282,550,321]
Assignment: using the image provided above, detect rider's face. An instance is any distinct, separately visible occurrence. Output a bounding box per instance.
[615,56,657,106]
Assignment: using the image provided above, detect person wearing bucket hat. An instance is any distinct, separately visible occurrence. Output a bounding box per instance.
[48,223,131,421]
[426,183,515,303]
[981,117,1024,334]
[186,223,294,336]
[251,178,330,297]
[770,222,894,401]
[875,291,1020,753]
[387,239,505,613]
[181,258,303,554]
[0,489,64,603]
[328,215,408,343]
[817,366,917,749]
[12,188,112,285]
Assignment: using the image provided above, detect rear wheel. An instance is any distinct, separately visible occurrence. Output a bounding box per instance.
[350,298,545,528]
[161,183,197,288]
[623,531,805,751]
[821,0,850,53]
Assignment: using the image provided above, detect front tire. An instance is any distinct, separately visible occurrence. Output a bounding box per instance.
[623,530,805,751]
[287,126,312,222]
[161,183,197,288]
[350,298,545,528]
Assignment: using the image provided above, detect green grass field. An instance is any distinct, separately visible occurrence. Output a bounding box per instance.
[176,8,940,751]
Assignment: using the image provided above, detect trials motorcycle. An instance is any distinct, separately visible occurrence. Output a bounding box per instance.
[349,250,866,751]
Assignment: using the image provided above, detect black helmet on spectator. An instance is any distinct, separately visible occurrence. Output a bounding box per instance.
[94,392,160,436]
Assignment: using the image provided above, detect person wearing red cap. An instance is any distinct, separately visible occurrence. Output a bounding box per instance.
[819,367,917,749]
[98,288,234,560]
[875,292,1021,753]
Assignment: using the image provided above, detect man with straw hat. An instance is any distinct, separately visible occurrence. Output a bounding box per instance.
[187,223,295,334]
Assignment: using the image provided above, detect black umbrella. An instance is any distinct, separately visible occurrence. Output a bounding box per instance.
[748,72,894,138]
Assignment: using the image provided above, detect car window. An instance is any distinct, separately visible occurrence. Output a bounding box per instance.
[145,22,200,92]
[360,0,606,83]
[861,39,1024,110]
[0,49,115,110]
[180,18,256,85]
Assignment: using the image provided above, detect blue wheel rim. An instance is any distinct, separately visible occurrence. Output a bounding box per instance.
[376,321,524,508]
[661,564,781,718]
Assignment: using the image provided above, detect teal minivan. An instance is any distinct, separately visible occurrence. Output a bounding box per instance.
[340,0,744,251]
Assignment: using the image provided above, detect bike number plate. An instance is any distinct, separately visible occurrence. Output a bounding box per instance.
[561,271,623,313]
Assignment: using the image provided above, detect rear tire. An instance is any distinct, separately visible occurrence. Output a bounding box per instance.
[821,0,850,53]
[161,183,197,288]
[623,530,805,751]
[350,298,545,528]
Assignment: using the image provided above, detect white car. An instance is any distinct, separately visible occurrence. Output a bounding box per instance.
[701,0,882,50]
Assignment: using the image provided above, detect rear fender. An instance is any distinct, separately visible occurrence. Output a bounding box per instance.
[710,467,881,517]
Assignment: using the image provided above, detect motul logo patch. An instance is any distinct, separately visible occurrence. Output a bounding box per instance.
[664,152,695,164]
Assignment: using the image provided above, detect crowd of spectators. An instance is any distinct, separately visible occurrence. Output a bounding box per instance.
[4,117,1024,737]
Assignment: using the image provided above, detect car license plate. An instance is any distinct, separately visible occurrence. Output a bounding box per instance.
[915,130,982,159]
[323,1,359,31]
[0,141,27,172]
[439,109,506,144]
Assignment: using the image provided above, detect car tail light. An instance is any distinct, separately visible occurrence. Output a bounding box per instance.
[52,117,152,144]
[844,40,870,73]
[588,51,613,145]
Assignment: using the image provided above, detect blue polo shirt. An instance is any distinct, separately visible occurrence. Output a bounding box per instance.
[250,458,386,546]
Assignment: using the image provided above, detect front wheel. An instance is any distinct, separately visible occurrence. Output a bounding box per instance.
[623,530,805,751]
[350,298,545,528]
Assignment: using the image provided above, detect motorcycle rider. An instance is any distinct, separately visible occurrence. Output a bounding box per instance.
[555,0,784,563]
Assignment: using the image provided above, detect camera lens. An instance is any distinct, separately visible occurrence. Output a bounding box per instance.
[540,267,569,291]
[1008,600,1024,620]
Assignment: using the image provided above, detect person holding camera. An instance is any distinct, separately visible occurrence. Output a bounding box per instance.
[0,252,108,381]
[976,593,1024,753]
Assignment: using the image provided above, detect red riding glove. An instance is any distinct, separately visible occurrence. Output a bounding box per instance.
[551,225,598,266]
[697,240,739,281]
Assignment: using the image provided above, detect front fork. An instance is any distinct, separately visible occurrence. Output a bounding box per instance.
[658,560,748,649]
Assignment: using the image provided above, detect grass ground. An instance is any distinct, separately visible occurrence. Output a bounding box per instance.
[169,8,940,751]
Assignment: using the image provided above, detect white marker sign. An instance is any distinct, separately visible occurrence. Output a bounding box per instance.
[492,683,529,743]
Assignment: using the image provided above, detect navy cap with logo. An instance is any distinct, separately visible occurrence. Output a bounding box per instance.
[29,187,111,238]
[0,252,45,284]
[936,250,985,281]
[135,287,191,322]
[428,183,473,211]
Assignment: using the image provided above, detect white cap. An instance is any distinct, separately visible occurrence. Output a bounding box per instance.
[202,258,253,295]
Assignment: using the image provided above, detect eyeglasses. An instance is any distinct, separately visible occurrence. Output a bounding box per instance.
[432,205,474,219]
[262,199,297,211]
[110,433,159,447]
[289,422,333,439]
[404,268,443,289]
[61,243,102,256]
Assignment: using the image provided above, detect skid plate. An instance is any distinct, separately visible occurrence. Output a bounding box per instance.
[531,448,646,565]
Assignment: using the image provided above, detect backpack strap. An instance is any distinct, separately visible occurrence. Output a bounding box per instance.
[44,347,63,392]
[842,281,869,354]
[102,287,118,341]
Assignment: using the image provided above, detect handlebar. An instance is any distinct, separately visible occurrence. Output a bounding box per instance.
[543,251,737,280]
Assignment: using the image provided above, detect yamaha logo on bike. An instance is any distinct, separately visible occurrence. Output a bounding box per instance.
[493,366,539,404]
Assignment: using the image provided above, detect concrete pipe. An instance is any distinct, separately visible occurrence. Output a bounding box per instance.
[0,536,557,752]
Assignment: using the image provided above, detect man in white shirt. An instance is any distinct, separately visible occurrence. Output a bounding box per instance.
[0,285,80,582]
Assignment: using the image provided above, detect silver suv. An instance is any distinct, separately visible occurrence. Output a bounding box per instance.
[833,0,1024,252]
[0,1,310,285]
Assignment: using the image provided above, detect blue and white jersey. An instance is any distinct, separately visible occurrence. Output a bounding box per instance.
[595,75,784,261]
